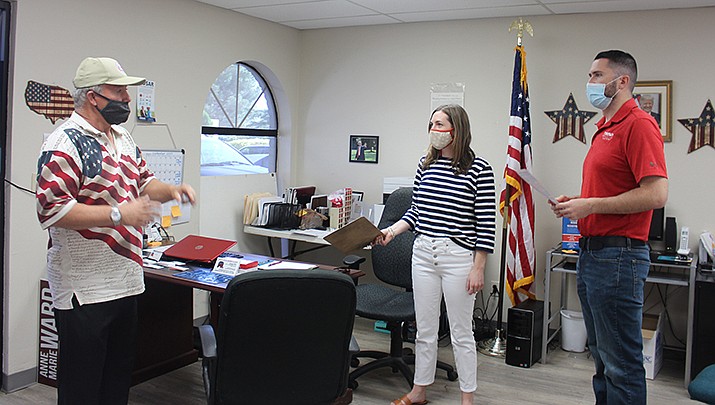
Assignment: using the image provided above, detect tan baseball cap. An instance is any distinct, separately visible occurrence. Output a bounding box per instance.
[73,57,146,88]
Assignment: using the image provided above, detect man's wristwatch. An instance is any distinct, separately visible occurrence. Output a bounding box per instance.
[110,206,122,226]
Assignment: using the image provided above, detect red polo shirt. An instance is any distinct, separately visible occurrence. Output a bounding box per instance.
[579,98,668,240]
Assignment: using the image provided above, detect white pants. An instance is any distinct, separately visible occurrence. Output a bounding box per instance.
[411,235,477,393]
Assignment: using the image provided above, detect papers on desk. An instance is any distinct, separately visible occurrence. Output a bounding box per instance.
[257,260,317,270]
[172,259,263,287]
[323,216,382,253]
[244,193,282,226]
[291,229,330,238]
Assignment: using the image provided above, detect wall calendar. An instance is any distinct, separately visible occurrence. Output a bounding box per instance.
[143,149,190,226]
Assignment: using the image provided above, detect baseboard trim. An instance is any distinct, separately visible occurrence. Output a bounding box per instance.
[3,367,39,393]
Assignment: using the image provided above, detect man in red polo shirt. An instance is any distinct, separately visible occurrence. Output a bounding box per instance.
[551,50,668,405]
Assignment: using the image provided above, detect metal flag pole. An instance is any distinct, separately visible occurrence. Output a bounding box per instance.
[477,186,510,357]
[477,18,533,358]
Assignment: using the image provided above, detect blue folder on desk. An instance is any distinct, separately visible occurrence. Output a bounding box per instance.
[173,269,234,287]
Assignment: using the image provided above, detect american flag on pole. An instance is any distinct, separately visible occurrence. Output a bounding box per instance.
[25,81,74,124]
[499,45,536,306]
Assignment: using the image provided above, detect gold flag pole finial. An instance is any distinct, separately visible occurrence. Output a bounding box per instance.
[509,18,534,46]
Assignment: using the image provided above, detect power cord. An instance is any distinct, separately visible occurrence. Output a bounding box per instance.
[473,286,500,340]
[4,178,34,195]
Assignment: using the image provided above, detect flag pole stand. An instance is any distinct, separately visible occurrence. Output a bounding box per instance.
[477,187,510,358]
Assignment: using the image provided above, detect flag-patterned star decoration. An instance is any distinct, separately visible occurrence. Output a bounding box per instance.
[679,99,715,153]
[25,80,74,124]
[545,93,597,144]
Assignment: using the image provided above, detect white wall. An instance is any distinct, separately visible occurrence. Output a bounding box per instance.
[5,0,301,389]
[297,8,715,339]
[5,0,714,390]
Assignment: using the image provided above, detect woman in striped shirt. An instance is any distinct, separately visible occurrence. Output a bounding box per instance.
[380,104,496,405]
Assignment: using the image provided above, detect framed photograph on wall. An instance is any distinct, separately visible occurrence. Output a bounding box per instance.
[634,80,673,142]
[349,135,379,163]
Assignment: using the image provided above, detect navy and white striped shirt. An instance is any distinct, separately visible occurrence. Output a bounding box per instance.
[402,156,496,252]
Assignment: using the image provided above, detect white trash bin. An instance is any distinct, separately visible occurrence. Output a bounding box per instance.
[560,309,588,352]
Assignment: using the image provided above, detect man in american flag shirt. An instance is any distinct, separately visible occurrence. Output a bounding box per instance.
[36,57,195,405]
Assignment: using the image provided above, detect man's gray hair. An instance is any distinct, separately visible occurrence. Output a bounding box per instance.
[73,85,103,110]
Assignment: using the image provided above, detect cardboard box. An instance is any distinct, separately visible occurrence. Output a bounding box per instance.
[562,218,581,251]
[642,312,664,380]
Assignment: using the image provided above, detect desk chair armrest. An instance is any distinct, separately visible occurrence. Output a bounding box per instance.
[343,255,366,269]
[198,325,217,405]
[198,325,217,358]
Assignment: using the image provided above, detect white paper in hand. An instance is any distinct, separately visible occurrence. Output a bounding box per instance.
[516,169,558,205]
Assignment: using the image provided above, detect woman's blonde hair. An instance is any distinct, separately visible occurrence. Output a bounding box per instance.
[422,104,475,175]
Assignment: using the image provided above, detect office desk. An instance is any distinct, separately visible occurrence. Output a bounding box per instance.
[136,252,364,384]
[542,245,695,387]
[244,225,331,259]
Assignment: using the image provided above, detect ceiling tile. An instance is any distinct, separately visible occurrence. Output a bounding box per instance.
[202,0,322,8]
[235,0,377,22]
[395,5,552,23]
[546,0,715,13]
[193,0,715,29]
[284,14,400,29]
[349,0,538,14]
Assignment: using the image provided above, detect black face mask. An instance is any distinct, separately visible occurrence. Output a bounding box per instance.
[93,91,131,125]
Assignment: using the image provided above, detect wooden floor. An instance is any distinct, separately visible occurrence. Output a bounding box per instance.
[1,317,694,404]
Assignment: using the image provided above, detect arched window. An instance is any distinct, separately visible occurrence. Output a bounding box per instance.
[201,62,277,176]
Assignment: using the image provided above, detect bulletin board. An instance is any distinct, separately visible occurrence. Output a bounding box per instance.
[143,149,190,226]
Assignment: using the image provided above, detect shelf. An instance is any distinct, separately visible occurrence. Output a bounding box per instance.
[552,261,576,274]
[543,245,696,386]
[551,258,689,286]
[646,271,689,287]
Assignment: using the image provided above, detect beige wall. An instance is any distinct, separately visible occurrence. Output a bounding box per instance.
[4,0,714,390]
[5,0,301,389]
[296,7,714,348]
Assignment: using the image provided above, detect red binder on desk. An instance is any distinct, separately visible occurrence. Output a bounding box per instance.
[162,235,236,263]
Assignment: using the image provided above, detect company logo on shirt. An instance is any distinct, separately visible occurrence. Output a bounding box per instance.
[602,131,615,141]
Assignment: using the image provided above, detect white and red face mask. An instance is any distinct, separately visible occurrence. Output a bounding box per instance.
[429,128,454,150]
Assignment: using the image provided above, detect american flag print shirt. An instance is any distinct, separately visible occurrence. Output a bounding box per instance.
[36,112,155,309]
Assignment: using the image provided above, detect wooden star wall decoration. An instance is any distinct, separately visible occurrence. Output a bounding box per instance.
[545,93,597,144]
[678,99,715,153]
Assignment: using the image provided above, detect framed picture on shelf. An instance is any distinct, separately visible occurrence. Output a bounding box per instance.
[634,80,672,142]
[349,135,379,163]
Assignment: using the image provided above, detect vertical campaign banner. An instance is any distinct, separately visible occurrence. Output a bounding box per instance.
[137,80,156,122]
[38,279,59,387]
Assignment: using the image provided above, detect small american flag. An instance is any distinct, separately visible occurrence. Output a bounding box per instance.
[25,80,74,124]
[499,45,536,306]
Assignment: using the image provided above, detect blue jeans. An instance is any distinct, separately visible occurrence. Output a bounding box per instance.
[577,245,650,405]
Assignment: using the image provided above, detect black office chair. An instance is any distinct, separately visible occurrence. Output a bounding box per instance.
[348,187,457,389]
[198,269,357,405]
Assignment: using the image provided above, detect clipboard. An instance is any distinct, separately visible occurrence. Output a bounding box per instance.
[323,216,382,253]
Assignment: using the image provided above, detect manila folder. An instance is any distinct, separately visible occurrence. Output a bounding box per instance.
[324,216,382,253]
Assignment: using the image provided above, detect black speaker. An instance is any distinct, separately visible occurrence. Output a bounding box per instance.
[691,271,715,379]
[664,217,677,253]
[506,299,544,368]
